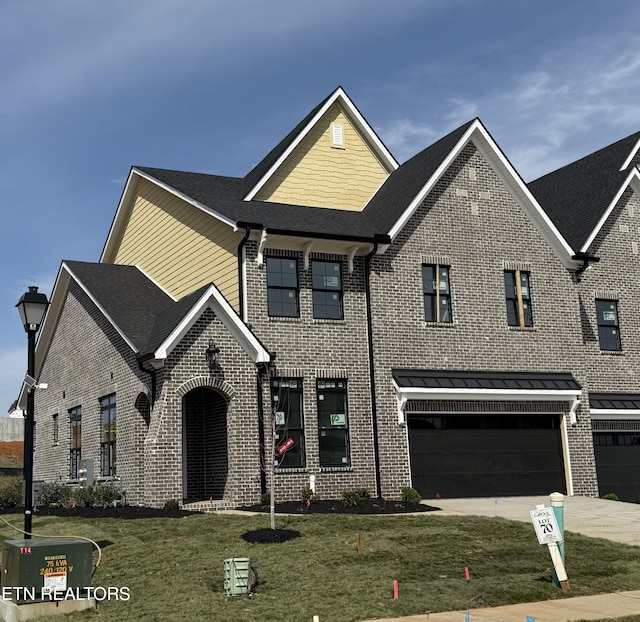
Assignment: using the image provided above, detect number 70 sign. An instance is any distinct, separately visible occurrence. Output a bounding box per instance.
[530,507,562,544]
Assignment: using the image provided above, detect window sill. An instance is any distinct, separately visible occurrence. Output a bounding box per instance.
[319,466,353,473]
[268,316,302,323]
[421,321,455,328]
[599,349,624,355]
[275,467,307,474]
[508,325,536,332]
[312,318,346,324]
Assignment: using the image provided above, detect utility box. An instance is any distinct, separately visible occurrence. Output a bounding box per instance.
[78,459,94,488]
[223,558,256,596]
[1,538,93,602]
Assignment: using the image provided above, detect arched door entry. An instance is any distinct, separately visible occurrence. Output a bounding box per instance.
[182,387,229,502]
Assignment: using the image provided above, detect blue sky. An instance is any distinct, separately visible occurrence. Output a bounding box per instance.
[2,0,640,413]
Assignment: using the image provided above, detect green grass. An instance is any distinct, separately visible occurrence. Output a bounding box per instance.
[2,512,639,622]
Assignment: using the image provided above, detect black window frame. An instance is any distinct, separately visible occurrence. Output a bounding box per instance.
[317,379,350,467]
[422,264,452,323]
[100,394,116,477]
[266,257,299,317]
[69,406,82,479]
[504,269,533,327]
[271,378,305,468]
[52,414,59,444]
[312,260,343,319]
[596,299,621,351]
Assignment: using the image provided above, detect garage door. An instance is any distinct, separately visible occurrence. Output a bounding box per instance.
[408,413,566,498]
[593,432,640,503]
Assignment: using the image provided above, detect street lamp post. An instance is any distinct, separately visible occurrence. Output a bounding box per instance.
[16,286,49,538]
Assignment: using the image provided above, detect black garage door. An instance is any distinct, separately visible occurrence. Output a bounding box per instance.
[408,413,566,498]
[593,432,640,503]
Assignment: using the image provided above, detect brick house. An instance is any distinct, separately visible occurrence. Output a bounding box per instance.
[26,87,640,507]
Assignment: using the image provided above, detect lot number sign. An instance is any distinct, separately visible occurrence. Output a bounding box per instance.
[530,507,562,545]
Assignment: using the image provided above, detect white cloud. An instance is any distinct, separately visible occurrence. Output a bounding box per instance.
[379,119,440,163]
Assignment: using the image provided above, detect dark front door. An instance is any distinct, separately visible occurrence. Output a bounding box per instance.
[408,413,566,498]
[593,432,640,503]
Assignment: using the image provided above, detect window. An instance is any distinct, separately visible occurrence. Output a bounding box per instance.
[52,414,58,444]
[271,378,305,468]
[422,264,451,322]
[317,379,350,467]
[312,260,343,319]
[596,300,621,351]
[504,269,533,327]
[266,257,299,317]
[69,406,82,479]
[100,394,116,476]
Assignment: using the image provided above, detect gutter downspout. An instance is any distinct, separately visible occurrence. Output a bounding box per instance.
[256,365,268,495]
[237,226,252,322]
[364,241,382,498]
[138,361,157,405]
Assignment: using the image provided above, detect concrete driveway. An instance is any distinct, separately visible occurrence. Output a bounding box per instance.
[423,494,640,546]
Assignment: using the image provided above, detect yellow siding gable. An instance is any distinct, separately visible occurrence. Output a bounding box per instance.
[111,178,241,308]
[255,102,390,210]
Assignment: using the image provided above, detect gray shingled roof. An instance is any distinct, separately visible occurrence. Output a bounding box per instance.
[392,369,581,392]
[64,261,202,356]
[528,131,640,252]
[136,120,477,242]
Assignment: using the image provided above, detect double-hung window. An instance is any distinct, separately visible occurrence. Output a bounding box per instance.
[504,269,533,327]
[422,264,451,322]
[596,300,621,351]
[100,394,116,477]
[271,378,304,468]
[69,406,82,479]
[266,257,299,317]
[312,260,343,319]
[317,379,350,467]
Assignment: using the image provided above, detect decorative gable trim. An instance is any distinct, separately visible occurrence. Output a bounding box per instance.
[153,283,271,364]
[243,87,398,202]
[581,167,640,253]
[385,120,577,267]
[620,137,640,171]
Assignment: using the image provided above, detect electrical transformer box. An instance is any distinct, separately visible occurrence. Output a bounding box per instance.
[1,538,93,602]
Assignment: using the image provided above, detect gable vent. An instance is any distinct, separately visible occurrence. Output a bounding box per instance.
[332,124,344,147]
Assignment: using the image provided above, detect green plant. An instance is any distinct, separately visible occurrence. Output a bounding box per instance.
[91,482,123,507]
[164,499,180,510]
[73,486,93,507]
[342,487,371,507]
[260,492,271,507]
[602,492,619,501]
[300,486,320,504]
[400,486,422,505]
[39,482,73,507]
[0,477,22,510]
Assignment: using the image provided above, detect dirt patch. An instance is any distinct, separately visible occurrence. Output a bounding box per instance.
[239,498,440,515]
[0,442,24,469]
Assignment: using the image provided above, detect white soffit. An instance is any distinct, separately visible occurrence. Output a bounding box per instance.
[154,284,270,364]
[244,87,399,201]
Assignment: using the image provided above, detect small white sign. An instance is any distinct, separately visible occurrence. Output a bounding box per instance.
[530,507,562,544]
[44,571,67,592]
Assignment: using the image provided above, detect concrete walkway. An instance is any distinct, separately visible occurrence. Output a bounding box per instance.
[361,495,640,622]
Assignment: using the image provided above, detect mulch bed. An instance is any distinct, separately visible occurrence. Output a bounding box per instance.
[238,498,440,515]
[3,505,200,520]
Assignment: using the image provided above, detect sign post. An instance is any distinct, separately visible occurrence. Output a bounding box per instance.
[530,506,569,591]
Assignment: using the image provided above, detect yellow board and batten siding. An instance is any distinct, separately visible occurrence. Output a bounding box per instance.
[255,102,390,210]
[112,178,241,308]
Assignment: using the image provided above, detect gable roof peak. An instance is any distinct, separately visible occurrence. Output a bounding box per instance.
[243,86,398,202]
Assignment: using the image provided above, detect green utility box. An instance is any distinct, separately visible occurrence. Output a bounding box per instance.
[223,558,256,596]
[1,538,93,602]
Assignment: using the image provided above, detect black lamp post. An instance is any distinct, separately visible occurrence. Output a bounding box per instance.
[16,286,49,538]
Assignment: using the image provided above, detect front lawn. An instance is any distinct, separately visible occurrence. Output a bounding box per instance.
[2,511,639,622]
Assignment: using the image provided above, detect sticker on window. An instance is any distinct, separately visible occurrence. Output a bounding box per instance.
[275,412,285,426]
[603,311,616,321]
[330,414,346,426]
